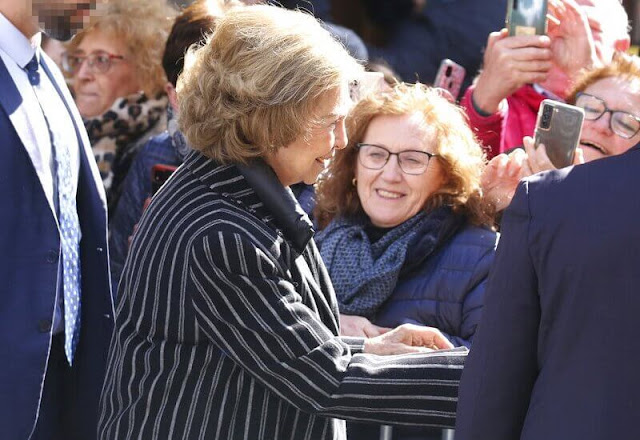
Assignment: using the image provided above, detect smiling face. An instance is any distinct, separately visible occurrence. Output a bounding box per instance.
[72,29,141,118]
[578,76,640,162]
[355,113,445,228]
[266,86,351,187]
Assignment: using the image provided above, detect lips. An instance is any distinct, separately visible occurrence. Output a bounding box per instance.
[376,189,403,199]
[580,139,608,155]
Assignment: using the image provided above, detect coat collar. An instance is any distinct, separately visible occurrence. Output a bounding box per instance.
[184,151,315,253]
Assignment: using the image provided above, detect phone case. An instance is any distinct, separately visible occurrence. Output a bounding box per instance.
[506,0,548,36]
[534,100,584,168]
[151,164,178,195]
[433,59,466,101]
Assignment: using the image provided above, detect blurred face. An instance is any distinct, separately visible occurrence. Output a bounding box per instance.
[577,76,640,162]
[32,0,97,40]
[71,30,141,118]
[355,113,444,228]
[267,86,350,187]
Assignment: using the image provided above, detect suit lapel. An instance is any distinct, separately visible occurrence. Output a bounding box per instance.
[0,53,57,215]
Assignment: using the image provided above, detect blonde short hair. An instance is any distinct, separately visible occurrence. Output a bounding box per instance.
[567,53,640,104]
[177,5,363,163]
[316,83,493,228]
[67,0,177,97]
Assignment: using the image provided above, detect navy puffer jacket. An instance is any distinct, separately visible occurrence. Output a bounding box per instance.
[375,224,498,348]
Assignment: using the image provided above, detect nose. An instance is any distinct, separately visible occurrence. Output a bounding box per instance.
[75,58,94,81]
[334,118,348,150]
[592,111,613,136]
[380,154,403,182]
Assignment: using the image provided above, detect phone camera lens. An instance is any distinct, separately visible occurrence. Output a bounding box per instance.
[445,66,452,77]
[540,106,552,129]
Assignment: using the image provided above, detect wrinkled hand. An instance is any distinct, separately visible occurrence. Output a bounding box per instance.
[363,324,454,356]
[547,0,600,77]
[340,314,390,338]
[482,148,531,212]
[473,29,552,114]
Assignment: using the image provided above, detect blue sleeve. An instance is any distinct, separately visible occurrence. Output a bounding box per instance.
[108,134,181,294]
[108,145,152,294]
[444,238,497,349]
[455,181,540,440]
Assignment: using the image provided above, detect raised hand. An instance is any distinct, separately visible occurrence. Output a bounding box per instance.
[473,29,552,114]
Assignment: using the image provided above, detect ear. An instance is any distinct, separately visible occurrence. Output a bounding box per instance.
[165,82,179,113]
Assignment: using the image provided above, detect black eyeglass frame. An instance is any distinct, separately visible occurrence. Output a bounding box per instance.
[355,143,438,175]
[575,92,640,140]
[61,50,126,75]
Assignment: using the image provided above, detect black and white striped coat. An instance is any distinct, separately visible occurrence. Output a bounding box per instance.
[98,151,466,440]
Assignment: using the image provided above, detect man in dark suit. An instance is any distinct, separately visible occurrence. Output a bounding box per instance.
[455,144,640,440]
[0,1,115,438]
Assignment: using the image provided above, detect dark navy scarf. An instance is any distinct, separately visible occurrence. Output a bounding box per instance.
[316,205,463,319]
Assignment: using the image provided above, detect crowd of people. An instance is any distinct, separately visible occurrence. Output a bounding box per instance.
[1,0,639,439]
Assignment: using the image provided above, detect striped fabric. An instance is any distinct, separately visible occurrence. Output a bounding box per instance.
[98,151,467,440]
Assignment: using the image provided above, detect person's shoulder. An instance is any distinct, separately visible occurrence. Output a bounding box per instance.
[451,224,499,249]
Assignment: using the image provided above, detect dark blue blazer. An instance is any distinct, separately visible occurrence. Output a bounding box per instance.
[0,54,115,439]
[455,144,640,440]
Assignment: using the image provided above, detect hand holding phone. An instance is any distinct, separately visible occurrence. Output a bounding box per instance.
[533,99,584,168]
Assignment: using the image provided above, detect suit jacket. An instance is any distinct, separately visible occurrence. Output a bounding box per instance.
[455,144,640,440]
[0,54,115,439]
[99,151,467,440]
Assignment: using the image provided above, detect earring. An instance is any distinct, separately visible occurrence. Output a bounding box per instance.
[352,178,357,186]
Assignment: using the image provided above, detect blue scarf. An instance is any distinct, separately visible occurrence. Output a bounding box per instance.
[316,206,461,319]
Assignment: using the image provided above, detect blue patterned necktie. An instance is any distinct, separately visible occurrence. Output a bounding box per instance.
[25,55,82,364]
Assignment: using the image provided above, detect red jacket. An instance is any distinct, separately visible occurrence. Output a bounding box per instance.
[461,84,546,158]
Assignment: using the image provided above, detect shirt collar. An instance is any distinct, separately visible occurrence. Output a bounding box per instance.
[0,12,41,69]
[532,83,564,102]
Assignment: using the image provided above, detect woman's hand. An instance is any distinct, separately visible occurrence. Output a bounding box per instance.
[363,324,454,356]
[473,29,552,114]
[547,0,600,76]
[524,135,586,170]
[481,148,530,212]
[339,314,390,338]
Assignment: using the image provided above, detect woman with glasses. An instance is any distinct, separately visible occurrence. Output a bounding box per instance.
[62,0,177,215]
[483,54,640,212]
[314,83,497,439]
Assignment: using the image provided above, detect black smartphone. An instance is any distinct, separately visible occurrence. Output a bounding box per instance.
[506,0,548,36]
[534,100,584,168]
[151,164,178,195]
[433,59,466,101]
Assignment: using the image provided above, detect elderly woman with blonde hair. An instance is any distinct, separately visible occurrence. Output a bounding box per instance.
[63,0,176,214]
[99,5,469,440]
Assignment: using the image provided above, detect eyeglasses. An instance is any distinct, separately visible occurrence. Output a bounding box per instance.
[61,50,125,75]
[575,92,640,139]
[356,143,437,175]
